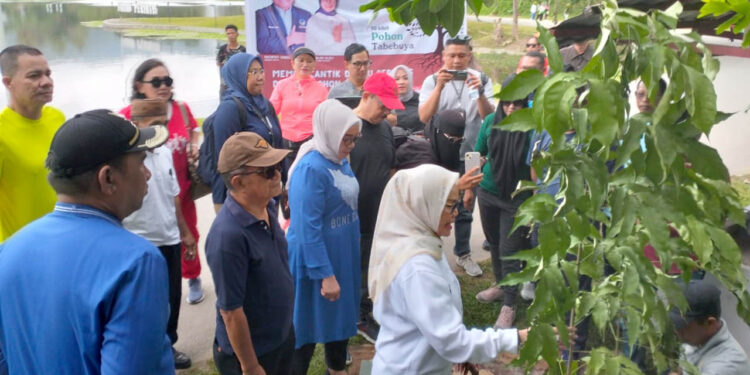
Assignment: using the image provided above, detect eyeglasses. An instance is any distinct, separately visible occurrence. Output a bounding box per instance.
[526,43,540,48]
[350,60,372,69]
[247,69,265,77]
[234,164,281,180]
[444,200,459,213]
[373,97,391,114]
[141,76,173,88]
[441,131,464,143]
[341,134,362,146]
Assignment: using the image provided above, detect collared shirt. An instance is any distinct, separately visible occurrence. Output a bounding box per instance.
[682,319,750,375]
[274,5,293,34]
[0,106,64,241]
[270,75,329,142]
[560,44,594,72]
[206,195,294,357]
[373,254,519,374]
[0,203,173,374]
[122,146,180,246]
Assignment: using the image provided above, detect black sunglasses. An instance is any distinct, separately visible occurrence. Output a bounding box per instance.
[141,76,173,88]
[526,43,539,47]
[236,164,282,180]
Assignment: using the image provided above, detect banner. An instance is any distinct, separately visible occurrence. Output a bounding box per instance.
[245,0,466,96]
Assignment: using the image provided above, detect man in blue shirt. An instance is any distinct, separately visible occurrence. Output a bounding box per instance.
[206,132,294,375]
[256,0,311,55]
[0,110,174,375]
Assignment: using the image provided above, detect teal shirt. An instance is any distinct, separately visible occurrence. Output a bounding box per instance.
[474,113,498,195]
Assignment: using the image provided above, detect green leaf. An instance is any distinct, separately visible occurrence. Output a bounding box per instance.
[538,25,562,75]
[498,69,545,101]
[709,226,742,264]
[412,0,437,35]
[540,81,573,145]
[684,139,729,181]
[683,65,717,133]
[699,1,732,18]
[686,217,713,264]
[497,108,537,132]
[428,0,448,13]
[616,114,647,169]
[587,80,619,147]
[437,0,463,36]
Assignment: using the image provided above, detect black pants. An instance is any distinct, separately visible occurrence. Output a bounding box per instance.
[477,189,529,306]
[158,244,182,344]
[291,339,348,374]
[213,333,295,375]
[359,234,373,320]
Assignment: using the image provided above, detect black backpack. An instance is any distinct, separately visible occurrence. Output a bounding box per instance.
[197,96,246,188]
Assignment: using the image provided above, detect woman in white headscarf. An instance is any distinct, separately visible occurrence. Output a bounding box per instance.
[386,65,425,132]
[368,164,528,374]
[287,99,362,375]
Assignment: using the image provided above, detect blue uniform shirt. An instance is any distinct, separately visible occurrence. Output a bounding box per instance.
[0,203,173,375]
[206,195,294,357]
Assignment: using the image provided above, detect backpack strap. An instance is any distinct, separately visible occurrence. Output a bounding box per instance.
[230,96,247,125]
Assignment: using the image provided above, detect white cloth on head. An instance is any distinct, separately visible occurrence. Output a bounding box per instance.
[368,164,459,304]
[389,65,415,102]
[287,99,361,188]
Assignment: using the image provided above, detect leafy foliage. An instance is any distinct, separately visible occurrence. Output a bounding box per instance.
[367,0,750,374]
[699,0,750,47]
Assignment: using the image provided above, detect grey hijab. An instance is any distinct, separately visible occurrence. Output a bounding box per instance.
[389,65,415,102]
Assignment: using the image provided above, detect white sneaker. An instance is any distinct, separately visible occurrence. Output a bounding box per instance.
[456,254,482,277]
[520,282,536,301]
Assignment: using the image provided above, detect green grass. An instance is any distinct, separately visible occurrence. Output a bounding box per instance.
[116,29,247,42]
[127,15,245,30]
[475,52,523,92]
[467,20,537,49]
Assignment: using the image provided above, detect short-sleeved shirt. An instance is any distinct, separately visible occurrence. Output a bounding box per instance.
[206,195,294,357]
[122,146,181,247]
[216,44,247,67]
[327,80,362,99]
[349,118,395,236]
[269,76,329,142]
[419,68,494,159]
[0,203,174,374]
[0,106,64,241]
[560,44,594,71]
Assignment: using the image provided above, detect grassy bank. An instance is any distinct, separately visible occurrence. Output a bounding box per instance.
[128,15,245,29]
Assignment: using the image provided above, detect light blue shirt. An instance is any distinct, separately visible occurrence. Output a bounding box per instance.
[0,203,174,375]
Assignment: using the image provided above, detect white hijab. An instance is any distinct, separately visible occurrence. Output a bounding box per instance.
[368,164,460,304]
[389,65,415,102]
[287,99,361,187]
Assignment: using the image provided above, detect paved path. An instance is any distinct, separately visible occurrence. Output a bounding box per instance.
[176,195,493,372]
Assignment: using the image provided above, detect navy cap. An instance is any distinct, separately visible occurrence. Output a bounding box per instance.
[670,280,721,330]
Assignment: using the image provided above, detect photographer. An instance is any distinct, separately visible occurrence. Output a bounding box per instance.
[418,35,494,278]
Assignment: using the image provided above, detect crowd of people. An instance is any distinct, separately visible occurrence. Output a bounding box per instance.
[0,23,749,375]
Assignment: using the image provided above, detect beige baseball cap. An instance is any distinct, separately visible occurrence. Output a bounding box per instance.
[217,132,290,173]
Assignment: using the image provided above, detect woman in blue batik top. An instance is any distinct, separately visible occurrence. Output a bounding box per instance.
[286,99,362,375]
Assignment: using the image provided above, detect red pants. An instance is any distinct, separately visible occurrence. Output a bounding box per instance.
[179,192,201,279]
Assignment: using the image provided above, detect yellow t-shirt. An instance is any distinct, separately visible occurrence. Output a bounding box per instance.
[0,106,65,241]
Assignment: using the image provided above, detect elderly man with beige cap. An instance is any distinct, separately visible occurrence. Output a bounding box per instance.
[205,132,295,375]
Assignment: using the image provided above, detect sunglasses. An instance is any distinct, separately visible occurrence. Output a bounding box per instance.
[503,100,527,107]
[526,43,540,47]
[235,164,282,180]
[141,76,173,88]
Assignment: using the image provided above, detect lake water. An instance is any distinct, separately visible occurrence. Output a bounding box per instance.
[0,0,245,118]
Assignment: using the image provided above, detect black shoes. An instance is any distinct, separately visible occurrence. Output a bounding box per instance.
[173,347,191,369]
[356,317,380,344]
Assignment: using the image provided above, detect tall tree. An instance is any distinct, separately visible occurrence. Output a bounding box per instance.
[513,0,520,40]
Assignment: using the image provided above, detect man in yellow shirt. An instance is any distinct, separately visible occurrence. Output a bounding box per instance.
[0,45,64,241]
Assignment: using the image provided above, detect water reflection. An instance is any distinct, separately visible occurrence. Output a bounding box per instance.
[0,1,244,118]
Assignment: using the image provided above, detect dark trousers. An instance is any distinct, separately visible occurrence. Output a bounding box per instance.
[360,234,373,319]
[291,339,348,374]
[454,165,473,257]
[213,333,295,375]
[477,189,529,306]
[158,244,182,344]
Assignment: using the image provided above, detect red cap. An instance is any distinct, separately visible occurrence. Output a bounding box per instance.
[363,72,405,110]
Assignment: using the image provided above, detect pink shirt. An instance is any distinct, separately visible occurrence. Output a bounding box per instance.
[270,75,329,142]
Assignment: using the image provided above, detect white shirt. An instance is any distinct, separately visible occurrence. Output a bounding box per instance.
[274,5,293,35]
[419,68,494,159]
[372,254,519,374]
[123,146,181,247]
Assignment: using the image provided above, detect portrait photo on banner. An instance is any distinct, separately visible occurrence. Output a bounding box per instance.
[246,0,466,94]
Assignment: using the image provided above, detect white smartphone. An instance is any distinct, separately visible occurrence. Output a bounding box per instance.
[464,152,481,175]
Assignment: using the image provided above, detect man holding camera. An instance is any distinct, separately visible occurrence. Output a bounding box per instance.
[418,36,494,277]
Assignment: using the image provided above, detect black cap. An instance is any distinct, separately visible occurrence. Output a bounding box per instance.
[670,280,722,330]
[293,47,315,60]
[47,109,169,177]
[435,109,466,136]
